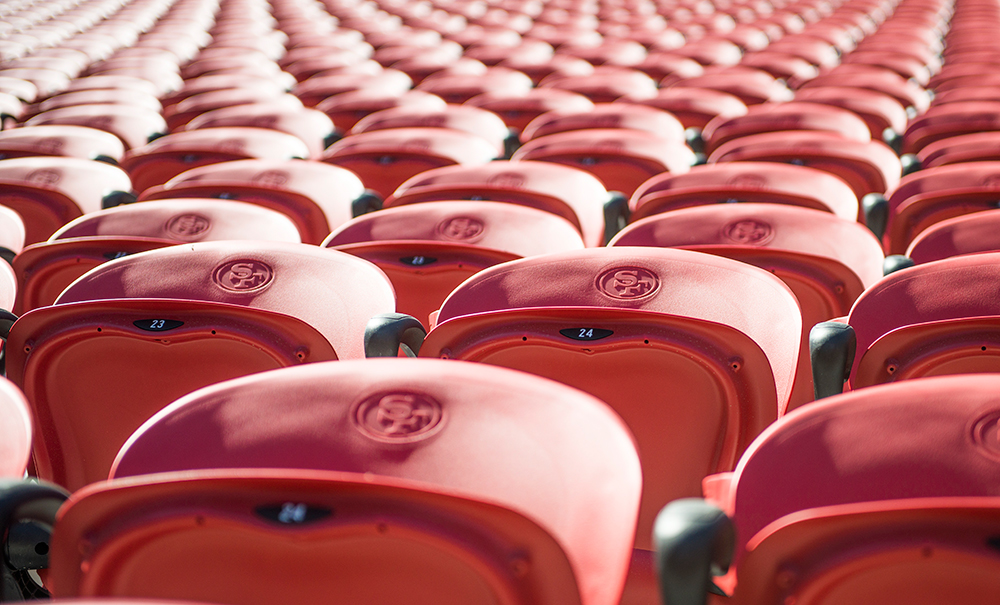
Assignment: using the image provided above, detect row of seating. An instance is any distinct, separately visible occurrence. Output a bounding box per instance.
[2,0,1000,603]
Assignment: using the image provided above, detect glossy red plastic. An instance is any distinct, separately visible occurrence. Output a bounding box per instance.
[8,241,395,490]
[420,247,801,550]
[708,375,1000,603]
[702,102,871,154]
[906,209,1000,264]
[385,161,613,247]
[629,162,859,222]
[611,203,883,410]
[139,159,367,244]
[325,201,584,325]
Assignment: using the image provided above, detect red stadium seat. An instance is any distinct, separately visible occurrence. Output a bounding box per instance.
[316,89,447,133]
[0,157,132,244]
[708,131,902,199]
[350,104,510,158]
[50,360,641,605]
[323,127,497,198]
[512,128,695,196]
[873,162,1000,254]
[793,86,910,145]
[121,128,310,193]
[701,102,871,154]
[324,201,584,325]
[0,125,124,163]
[906,208,1000,264]
[164,90,303,132]
[138,159,376,245]
[184,103,337,159]
[611,203,883,409]
[629,162,859,222]
[811,252,1000,397]
[521,102,685,143]
[385,160,624,246]
[0,378,31,479]
[537,67,659,102]
[6,241,396,491]
[13,199,301,313]
[25,104,167,151]
[669,70,794,106]
[372,246,800,553]
[655,374,1000,605]
[902,102,1000,155]
[629,87,748,131]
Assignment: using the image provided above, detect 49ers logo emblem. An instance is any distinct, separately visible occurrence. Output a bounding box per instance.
[213,260,273,292]
[723,219,774,245]
[437,216,485,241]
[597,267,659,300]
[166,213,211,239]
[354,392,443,443]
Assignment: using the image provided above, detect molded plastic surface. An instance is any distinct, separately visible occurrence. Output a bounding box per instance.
[629,162,859,222]
[0,379,31,478]
[385,161,613,247]
[420,247,800,550]
[139,159,366,244]
[108,359,642,605]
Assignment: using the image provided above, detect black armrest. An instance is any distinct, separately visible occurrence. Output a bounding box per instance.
[882,255,915,276]
[861,193,888,241]
[351,189,383,217]
[0,479,70,600]
[809,321,856,399]
[603,192,630,245]
[364,313,427,358]
[654,498,735,605]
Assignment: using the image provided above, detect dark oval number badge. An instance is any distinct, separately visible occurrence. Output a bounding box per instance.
[560,328,613,341]
[134,319,184,332]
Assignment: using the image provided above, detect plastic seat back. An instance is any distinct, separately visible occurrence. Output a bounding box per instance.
[0,157,132,244]
[906,208,1000,263]
[419,247,801,550]
[0,125,125,163]
[701,102,871,154]
[323,127,498,199]
[325,201,584,326]
[629,162,859,222]
[98,359,642,605]
[138,159,370,244]
[13,200,302,313]
[121,128,310,193]
[7,241,395,491]
[708,131,901,199]
[611,204,882,410]
[844,252,1000,390]
[717,375,1000,604]
[385,161,617,247]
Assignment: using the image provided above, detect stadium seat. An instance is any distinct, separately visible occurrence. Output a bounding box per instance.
[610,203,883,410]
[0,157,133,244]
[121,127,311,193]
[793,86,910,147]
[655,374,1000,605]
[6,241,397,491]
[350,104,510,157]
[385,160,626,246]
[512,128,695,196]
[811,252,1000,398]
[668,70,794,106]
[629,162,859,223]
[701,102,872,155]
[323,127,498,198]
[184,103,337,159]
[917,131,1000,168]
[324,200,584,326]
[163,90,304,132]
[902,102,1000,155]
[13,199,301,313]
[629,87,748,133]
[29,88,163,118]
[291,70,413,108]
[796,67,931,114]
[0,125,124,163]
[708,131,902,200]
[905,209,1000,264]
[46,360,641,605]
[316,89,447,133]
[138,159,378,245]
[25,104,167,151]
[521,102,686,143]
[537,68,659,102]
[369,246,801,553]
[869,162,1000,254]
